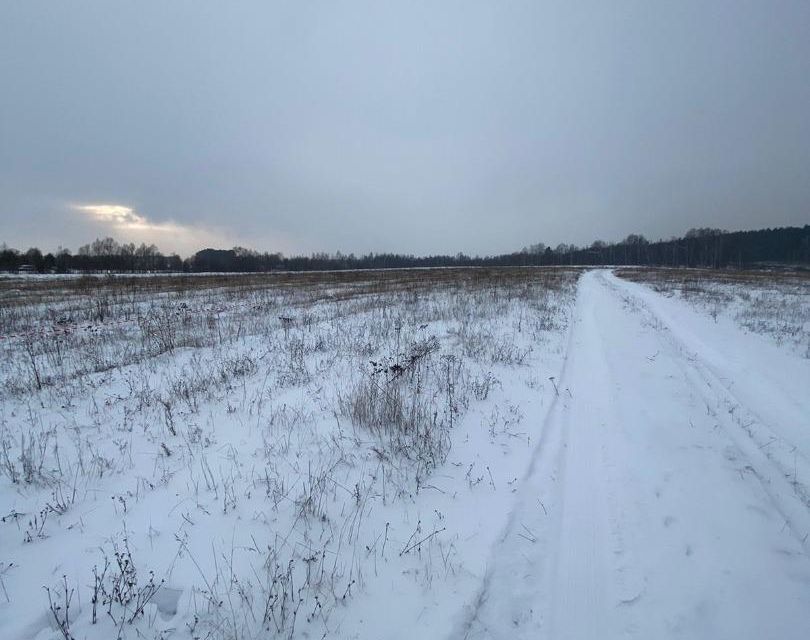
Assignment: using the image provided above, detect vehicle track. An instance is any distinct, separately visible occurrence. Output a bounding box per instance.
[449,269,810,640]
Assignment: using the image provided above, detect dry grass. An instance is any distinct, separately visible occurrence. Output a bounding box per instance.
[0,265,580,640]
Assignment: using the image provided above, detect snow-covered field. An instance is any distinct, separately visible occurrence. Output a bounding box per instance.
[616,267,810,357]
[1,267,809,639]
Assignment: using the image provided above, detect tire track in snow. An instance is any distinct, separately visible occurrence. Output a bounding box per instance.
[605,271,810,553]
[447,274,583,639]
[545,271,624,640]
[449,269,810,640]
[450,271,627,639]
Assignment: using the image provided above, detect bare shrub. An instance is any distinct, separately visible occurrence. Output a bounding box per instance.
[340,336,457,474]
[0,424,53,485]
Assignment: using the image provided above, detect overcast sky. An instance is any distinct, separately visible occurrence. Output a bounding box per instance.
[2,1,809,257]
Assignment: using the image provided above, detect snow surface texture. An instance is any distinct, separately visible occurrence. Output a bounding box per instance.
[1,268,809,639]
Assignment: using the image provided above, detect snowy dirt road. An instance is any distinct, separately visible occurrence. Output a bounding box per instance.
[455,270,810,640]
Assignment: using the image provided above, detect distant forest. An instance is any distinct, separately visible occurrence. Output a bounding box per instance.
[2,225,809,274]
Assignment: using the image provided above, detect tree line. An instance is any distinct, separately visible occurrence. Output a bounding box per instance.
[0,238,183,273]
[2,225,808,274]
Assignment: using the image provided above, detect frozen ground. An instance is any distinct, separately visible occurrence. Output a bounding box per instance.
[1,267,809,639]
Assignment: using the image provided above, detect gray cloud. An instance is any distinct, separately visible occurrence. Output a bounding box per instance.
[2,1,809,257]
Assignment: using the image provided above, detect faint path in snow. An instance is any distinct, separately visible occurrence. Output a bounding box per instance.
[450,269,810,640]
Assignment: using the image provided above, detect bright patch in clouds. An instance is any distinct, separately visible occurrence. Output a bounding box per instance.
[72,203,233,256]
[73,204,154,229]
